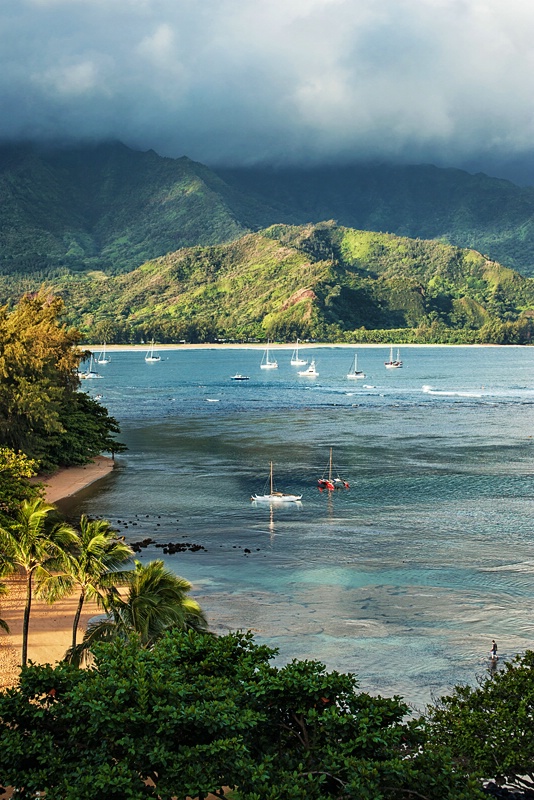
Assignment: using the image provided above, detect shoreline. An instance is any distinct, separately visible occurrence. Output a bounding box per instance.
[82,341,517,353]
[36,455,115,504]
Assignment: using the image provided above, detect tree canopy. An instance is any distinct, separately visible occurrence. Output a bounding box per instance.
[428,650,534,794]
[0,630,481,800]
[0,447,40,525]
[0,292,124,469]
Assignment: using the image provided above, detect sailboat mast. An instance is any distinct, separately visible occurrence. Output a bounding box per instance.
[329,448,333,482]
[270,461,273,494]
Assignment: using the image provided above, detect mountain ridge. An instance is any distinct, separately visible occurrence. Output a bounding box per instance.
[17,221,534,345]
[2,141,534,278]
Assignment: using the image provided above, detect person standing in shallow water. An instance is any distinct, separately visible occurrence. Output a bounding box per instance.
[490,640,498,659]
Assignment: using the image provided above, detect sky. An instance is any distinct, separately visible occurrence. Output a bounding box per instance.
[3,0,534,182]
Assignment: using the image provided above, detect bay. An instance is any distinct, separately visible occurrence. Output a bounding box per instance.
[62,345,534,709]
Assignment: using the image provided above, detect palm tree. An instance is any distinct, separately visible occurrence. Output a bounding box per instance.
[0,499,78,665]
[67,559,208,663]
[37,514,134,650]
[0,582,9,634]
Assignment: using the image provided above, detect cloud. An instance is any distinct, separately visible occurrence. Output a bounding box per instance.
[2,0,534,174]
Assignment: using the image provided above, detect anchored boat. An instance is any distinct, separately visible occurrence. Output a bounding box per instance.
[252,461,302,502]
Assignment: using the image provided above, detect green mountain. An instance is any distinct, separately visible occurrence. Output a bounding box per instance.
[23,222,534,345]
[0,141,271,276]
[217,163,534,277]
[3,142,534,281]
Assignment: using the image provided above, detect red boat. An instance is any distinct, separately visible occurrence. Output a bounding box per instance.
[318,448,350,491]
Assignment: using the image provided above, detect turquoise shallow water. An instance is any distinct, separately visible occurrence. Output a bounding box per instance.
[63,345,534,709]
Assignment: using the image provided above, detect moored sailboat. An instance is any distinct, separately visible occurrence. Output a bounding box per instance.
[318,448,350,491]
[252,461,302,502]
[385,346,402,369]
[145,342,161,362]
[290,338,307,366]
[96,343,111,364]
[81,354,102,379]
[260,341,278,369]
[346,353,365,379]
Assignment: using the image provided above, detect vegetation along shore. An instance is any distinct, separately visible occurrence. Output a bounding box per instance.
[3,142,534,795]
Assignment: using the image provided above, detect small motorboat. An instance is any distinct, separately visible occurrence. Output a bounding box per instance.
[298,359,318,377]
[231,374,250,381]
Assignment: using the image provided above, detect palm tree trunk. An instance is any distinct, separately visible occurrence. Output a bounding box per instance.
[22,570,33,667]
[72,591,85,650]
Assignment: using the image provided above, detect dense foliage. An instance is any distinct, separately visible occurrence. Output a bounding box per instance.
[0,142,247,276]
[0,630,480,800]
[66,559,208,665]
[0,448,40,525]
[0,292,124,469]
[25,222,534,345]
[429,650,534,793]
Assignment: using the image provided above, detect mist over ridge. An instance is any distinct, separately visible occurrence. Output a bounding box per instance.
[3,0,534,184]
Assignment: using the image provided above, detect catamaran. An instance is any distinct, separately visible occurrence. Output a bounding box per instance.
[290,338,307,366]
[260,341,278,369]
[318,448,350,491]
[298,359,318,377]
[145,342,161,362]
[346,353,365,379]
[384,346,403,369]
[252,461,302,502]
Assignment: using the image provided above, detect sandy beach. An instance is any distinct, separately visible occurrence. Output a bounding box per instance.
[0,456,115,690]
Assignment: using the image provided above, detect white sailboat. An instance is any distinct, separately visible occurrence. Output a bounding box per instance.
[260,341,278,369]
[81,354,102,379]
[96,343,111,364]
[384,346,402,369]
[145,342,161,362]
[252,461,302,503]
[290,338,307,366]
[346,353,365,379]
[298,359,318,377]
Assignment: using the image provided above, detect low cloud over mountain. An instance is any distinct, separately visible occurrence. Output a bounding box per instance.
[3,0,534,180]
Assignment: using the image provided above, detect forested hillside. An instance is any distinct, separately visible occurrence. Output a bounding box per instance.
[15,222,534,345]
[3,142,534,281]
[218,162,534,276]
[0,142,263,275]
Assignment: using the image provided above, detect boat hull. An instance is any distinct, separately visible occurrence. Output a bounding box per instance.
[252,494,302,502]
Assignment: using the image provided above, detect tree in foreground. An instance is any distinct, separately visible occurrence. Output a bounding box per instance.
[0,582,9,634]
[0,292,125,469]
[0,630,480,800]
[0,447,40,526]
[428,649,534,794]
[37,514,134,651]
[0,499,78,665]
[66,559,208,664]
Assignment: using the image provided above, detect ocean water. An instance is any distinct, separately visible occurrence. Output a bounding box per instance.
[62,345,534,709]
